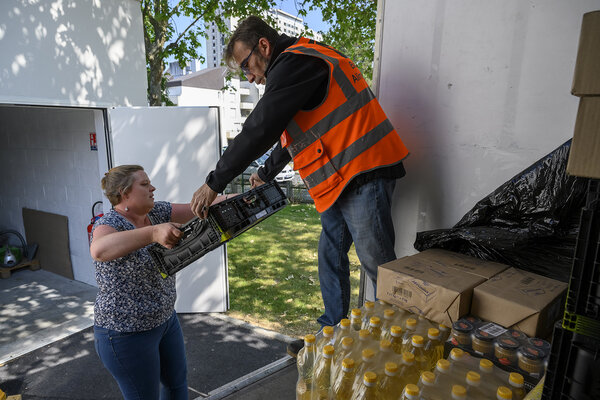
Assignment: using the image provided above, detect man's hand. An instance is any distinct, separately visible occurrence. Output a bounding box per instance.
[249,172,265,188]
[191,184,217,219]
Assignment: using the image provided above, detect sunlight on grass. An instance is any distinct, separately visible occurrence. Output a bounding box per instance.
[226,203,361,338]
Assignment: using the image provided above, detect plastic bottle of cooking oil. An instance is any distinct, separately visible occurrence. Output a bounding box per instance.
[352,348,377,392]
[448,348,475,380]
[367,316,382,342]
[351,308,363,331]
[478,359,505,396]
[438,323,451,343]
[361,301,376,330]
[330,358,356,400]
[378,362,404,399]
[433,359,453,395]
[397,352,420,388]
[296,334,317,400]
[418,371,442,400]
[450,384,468,400]
[401,318,418,352]
[334,318,354,349]
[465,371,493,400]
[389,325,404,355]
[317,326,335,355]
[372,339,393,375]
[424,328,444,370]
[380,308,397,341]
[352,329,376,361]
[408,335,429,374]
[506,372,525,400]
[496,386,513,400]
[351,371,380,400]
[332,336,355,384]
[313,345,335,400]
[400,383,420,400]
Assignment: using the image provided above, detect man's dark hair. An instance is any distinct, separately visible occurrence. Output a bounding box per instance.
[224,16,279,70]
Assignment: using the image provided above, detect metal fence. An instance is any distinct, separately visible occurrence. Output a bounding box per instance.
[225,173,313,204]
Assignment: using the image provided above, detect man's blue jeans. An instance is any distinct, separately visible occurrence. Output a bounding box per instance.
[317,177,397,327]
[94,311,188,400]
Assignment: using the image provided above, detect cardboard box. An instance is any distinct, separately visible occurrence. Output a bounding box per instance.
[471,268,567,338]
[407,248,509,279]
[571,10,600,96]
[377,252,493,326]
[567,97,600,179]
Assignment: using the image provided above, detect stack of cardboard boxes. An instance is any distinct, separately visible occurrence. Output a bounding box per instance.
[376,249,567,339]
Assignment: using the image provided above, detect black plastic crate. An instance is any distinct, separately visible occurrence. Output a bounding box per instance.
[563,179,600,336]
[542,323,600,400]
[149,182,288,277]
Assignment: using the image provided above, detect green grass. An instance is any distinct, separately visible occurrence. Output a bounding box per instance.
[226,203,361,338]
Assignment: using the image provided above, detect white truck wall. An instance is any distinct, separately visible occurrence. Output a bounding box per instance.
[377,0,598,256]
[0,106,103,285]
[0,0,147,107]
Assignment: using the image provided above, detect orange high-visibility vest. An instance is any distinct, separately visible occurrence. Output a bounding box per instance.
[279,38,409,213]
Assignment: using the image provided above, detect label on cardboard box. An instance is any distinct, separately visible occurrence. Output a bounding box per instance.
[471,268,567,338]
[567,97,600,179]
[571,10,600,96]
[408,249,508,279]
[377,255,486,326]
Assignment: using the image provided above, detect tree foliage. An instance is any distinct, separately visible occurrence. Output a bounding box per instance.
[141,0,377,106]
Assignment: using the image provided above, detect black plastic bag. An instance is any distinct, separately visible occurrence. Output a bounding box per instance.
[414,140,589,282]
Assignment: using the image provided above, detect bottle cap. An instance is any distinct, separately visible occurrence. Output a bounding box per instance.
[421,371,435,385]
[428,328,440,339]
[384,309,396,319]
[379,339,391,350]
[518,345,547,361]
[362,348,375,360]
[341,336,354,348]
[479,358,494,373]
[385,361,398,374]
[359,329,370,340]
[405,383,420,396]
[474,328,495,342]
[323,345,334,357]
[406,318,417,328]
[363,371,377,384]
[390,325,403,337]
[322,326,334,337]
[439,323,449,331]
[369,316,381,326]
[466,371,481,384]
[450,347,465,360]
[342,358,355,369]
[509,372,524,387]
[412,335,424,346]
[339,318,350,328]
[437,359,450,371]
[402,351,415,363]
[497,386,513,399]
[304,334,316,344]
[452,384,467,398]
[364,301,375,310]
[452,320,474,333]
[351,308,362,317]
[496,337,520,350]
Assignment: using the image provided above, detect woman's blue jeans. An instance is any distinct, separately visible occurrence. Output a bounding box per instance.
[317,177,397,327]
[94,311,188,400]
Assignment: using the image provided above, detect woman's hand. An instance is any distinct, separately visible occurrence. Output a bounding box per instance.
[152,223,183,249]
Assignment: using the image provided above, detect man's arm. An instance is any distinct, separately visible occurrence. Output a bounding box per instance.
[257,142,292,182]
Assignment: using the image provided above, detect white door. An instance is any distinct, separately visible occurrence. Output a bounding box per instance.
[100,106,228,313]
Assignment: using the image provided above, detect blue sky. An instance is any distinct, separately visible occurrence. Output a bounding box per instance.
[169,0,328,66]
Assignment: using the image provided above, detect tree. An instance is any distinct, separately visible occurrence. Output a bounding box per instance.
[141,0,277,106]
[141,0,377,106]
[299,0,377,86]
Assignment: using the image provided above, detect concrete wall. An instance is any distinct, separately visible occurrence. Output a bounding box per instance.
[0,106,102,285]
[376,0,599,257]
[0,0,147,107]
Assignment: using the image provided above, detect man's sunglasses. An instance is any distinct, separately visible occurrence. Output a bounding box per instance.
[240,42,258,75]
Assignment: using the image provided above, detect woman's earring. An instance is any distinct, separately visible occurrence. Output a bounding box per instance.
[125,206,129,212]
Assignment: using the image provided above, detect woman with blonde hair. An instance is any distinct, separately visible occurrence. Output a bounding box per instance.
[90,165,227,399]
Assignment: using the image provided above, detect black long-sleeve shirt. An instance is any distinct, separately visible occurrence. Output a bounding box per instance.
[205,34,405,194]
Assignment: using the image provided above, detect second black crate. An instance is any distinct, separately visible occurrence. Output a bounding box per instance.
[542,322,600,400]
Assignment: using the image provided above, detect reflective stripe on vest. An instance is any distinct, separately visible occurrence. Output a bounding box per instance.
[281,38,409,212]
